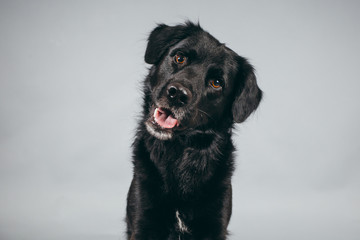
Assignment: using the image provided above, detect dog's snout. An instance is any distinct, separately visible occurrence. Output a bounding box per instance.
[166,83,192,106]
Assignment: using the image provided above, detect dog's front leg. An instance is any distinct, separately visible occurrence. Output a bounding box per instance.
[127,175,173,239]
[129,206,173,240]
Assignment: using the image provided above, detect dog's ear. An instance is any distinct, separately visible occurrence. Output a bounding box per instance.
[144,22,201,64]
[232,58,262,123]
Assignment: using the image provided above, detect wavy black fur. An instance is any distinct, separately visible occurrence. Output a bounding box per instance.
[126,21,262,240]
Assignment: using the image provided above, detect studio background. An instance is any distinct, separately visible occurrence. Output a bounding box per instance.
[1,1,359,239]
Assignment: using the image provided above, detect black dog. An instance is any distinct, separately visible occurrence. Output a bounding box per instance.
[126,22,262,240]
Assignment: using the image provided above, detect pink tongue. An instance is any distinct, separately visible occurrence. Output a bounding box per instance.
[154,108,178,129]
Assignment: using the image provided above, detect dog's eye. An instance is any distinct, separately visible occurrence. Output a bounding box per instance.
[174,54,187,64]
[210,79,223,89]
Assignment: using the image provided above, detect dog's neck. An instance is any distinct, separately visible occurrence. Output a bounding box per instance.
[139,126,234,198]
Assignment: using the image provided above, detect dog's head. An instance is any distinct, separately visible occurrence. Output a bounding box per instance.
[144,22,262,140]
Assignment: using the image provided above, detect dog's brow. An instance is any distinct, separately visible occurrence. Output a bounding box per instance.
[170,47,188,56]
[170,47,197,59]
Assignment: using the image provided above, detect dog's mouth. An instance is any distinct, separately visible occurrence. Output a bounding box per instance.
[145,106,184,140]
[154,107,179,129]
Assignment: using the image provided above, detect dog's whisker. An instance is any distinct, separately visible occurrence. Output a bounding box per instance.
[198,109,215,122]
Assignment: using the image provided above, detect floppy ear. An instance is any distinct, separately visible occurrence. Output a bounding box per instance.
[232,60,262,123]
[144,22,201,64]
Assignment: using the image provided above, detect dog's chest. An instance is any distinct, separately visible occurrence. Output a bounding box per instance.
[175,210,190,234]
[149,143,214,191]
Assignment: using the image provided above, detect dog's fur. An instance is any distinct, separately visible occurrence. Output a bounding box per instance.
[126,22,262,240]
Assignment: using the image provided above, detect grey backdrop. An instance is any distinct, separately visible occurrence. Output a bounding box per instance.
[1,1,359,240]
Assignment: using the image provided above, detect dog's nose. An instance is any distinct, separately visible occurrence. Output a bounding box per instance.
[167,83,192,106]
